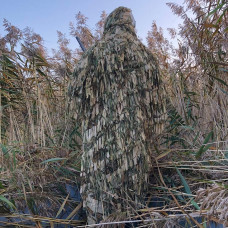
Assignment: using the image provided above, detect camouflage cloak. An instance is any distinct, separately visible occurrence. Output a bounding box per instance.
[69,7,166,224]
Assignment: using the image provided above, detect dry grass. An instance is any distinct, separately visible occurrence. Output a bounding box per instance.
[0,0,228,227]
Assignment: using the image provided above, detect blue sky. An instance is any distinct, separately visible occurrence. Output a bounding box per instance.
[0,0,184,52]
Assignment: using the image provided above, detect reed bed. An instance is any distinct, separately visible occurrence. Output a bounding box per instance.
[0,0,228,227]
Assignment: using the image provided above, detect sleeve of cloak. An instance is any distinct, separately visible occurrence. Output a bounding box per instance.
[68,55,89,121]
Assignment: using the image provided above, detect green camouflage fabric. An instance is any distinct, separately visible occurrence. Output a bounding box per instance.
[69,7,166,224]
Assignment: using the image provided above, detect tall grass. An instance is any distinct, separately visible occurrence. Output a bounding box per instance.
[0,0,227,227]
[0,40,83,226]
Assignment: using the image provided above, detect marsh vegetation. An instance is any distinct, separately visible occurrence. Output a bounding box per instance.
[0,0,227,227]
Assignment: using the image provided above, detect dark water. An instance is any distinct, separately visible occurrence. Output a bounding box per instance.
[0,184,84,228]
[0,186,225,227]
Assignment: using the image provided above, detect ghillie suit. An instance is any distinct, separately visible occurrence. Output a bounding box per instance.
[69,7,166,225]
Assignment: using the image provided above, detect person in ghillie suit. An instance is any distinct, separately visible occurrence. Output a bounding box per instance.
[69,7,166,225]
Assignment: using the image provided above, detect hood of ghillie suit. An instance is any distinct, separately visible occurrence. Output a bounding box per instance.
[103,7,136,37]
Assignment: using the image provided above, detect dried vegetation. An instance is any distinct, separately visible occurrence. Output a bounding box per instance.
[0,0,227,227]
